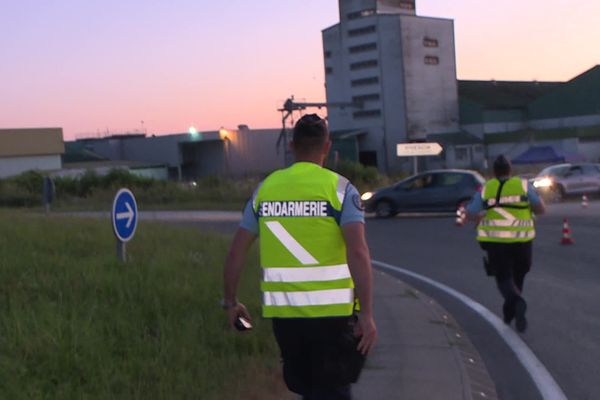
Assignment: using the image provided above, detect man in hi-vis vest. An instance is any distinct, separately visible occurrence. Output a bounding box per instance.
[466,155,545,333]
[223,114,377,399]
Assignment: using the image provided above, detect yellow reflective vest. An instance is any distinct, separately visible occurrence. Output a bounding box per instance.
[477,177,535,243]
[253,162,355,318]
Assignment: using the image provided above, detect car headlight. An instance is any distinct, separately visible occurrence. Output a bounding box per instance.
[361,192,374,201]
[533,177,553,188]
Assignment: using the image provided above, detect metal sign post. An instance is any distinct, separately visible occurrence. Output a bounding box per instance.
[396,142,443,174]
[42,176,55,214]
[111,188,138,262]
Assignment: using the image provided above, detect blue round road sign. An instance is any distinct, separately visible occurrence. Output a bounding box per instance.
[112,188,138,242]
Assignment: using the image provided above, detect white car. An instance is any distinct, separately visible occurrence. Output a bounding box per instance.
[531,163,600,201]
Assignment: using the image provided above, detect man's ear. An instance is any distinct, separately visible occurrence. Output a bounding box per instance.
[323,140,332,156]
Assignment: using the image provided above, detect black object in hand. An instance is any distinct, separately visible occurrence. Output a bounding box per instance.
[234,316,253,331]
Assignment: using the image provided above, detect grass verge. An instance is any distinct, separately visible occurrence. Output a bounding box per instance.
[0,210,289,399]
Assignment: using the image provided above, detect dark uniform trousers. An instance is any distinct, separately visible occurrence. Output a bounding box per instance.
[272,316,365,400]
[481,241,533,320]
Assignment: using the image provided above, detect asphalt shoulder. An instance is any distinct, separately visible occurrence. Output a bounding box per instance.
[353,271,499,400]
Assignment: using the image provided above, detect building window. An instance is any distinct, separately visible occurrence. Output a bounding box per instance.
[325,67,333,74]
[423,37,439,47]
[352,93,380,103]
[399,1,415,10]
[424,56,439,65]
[353,110,381,119]
[350,59,378,70]
[455,147,470,162]
[347,9,376,20]
[348,25,376,37]
[349,43,377,54]
[324,50,332,58]
[351,77,379,87]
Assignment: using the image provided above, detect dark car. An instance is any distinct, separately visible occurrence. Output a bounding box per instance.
[361,169,485,218]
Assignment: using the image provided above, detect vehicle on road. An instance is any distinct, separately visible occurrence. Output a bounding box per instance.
[531,163,600,201]
[361,169,485,218]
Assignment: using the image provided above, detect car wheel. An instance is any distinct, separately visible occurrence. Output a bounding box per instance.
[375,200,394,218]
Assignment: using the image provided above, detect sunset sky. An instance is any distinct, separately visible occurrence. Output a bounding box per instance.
[1,0,599,140]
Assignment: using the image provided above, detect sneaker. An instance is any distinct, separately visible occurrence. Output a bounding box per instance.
[515,299,527,333]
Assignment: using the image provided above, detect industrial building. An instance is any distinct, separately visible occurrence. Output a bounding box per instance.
[66,126,284,180]
[323,0,460,172]
[321,0,600,172]
[460,65,600,164]
[0,128,64,178]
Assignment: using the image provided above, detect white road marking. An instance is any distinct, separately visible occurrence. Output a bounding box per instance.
[372,260,567,400]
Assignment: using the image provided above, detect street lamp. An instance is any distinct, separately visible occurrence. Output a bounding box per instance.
[220,128,231,176]
[219,128,229,141]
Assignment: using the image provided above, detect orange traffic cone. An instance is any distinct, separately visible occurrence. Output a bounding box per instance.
[560,218,574,245]
[582,195,589,208]
[455,205,466,227]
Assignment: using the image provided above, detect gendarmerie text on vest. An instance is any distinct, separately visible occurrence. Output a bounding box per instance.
[259,201,328,217]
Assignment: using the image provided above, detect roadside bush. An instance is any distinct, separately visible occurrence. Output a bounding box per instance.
[53,169,156,199]
[101,169,154,190]
[0,169,270,211]
[0,171,44,207]
[9,170,44,194]
[192,175,258,203]
[53,175,80,197]
[330,160,386,191]
[77,170,102,197]
[0,182,41,207]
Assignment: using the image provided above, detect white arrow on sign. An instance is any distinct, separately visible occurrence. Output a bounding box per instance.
[396,142,443,157]
[116,202,134,228]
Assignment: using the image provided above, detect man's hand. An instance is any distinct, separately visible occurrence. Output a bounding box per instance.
[354,312,377,355]
[342,222,377,355]
[223,227,257,331]
[227,302,252,331]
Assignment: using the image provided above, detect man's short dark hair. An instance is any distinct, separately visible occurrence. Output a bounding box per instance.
[493,155,512,178]
[292,114,329,154]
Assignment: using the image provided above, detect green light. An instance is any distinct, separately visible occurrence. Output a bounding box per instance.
[188,126,203,140]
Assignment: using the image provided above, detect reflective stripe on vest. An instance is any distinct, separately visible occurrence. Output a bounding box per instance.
[264,221,318,265]
[479,219,534,227]
[255,162,354,318]
[336,175,349,204]
[477,177,535,243]
[264,264,351,282]
[486,196,526,206]
[264,288,354,307]
[477,229,535,239]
